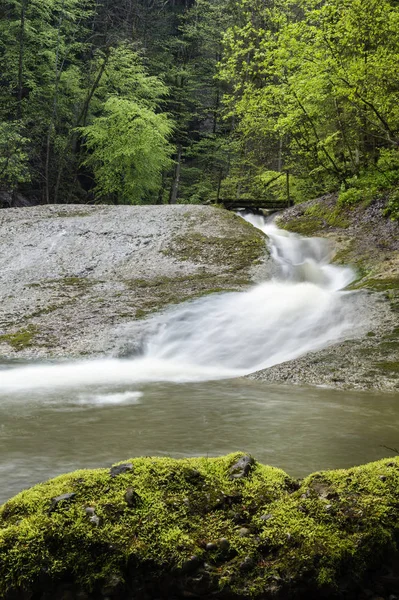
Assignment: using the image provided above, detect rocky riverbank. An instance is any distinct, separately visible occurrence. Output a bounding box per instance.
[250,195,399,392]
[0,205,267,358]
[1,453,399,600]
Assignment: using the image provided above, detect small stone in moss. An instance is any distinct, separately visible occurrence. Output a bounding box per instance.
[110,463,133,478]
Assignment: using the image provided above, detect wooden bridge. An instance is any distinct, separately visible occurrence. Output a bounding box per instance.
[219,198,291,213]
[219,170,292,213]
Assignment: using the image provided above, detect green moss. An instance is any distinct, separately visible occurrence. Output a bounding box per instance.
[351,277,399,292]
[278,215,325,236]
[163,215,266,272]
[280,201,350,236]
[54,211,93,218]
[375,361,399,373]
[29,304,61,318]
[122,273,246,320]
[0,325,39,350]
[1,455,399,598]
[61,277,94,287]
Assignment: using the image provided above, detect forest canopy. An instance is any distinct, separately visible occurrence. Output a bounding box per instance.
[1,0,399,214]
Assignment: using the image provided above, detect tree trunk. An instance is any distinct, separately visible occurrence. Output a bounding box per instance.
[45,0,66,204]
[17,0,27,119]
[277,138,283,172]
[216,169,223,202]
[170,145,182,204]
[286,170,291,207]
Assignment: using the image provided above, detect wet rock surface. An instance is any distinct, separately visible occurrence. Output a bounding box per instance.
[0,204,268,358]
[229,455,254,479]
[250,196,399,392]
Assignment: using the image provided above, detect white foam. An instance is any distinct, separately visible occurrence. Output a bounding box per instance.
[0,216,360,395]
[77,391,143,406]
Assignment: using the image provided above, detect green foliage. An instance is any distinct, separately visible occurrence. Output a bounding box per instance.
[219,0,399,203]
[2,454,399,598]
[338,187,366,208]
[2,0,399,205]
[80,97,174,204]
[336,148,399,212]
[385,190,399,221]
[0,122,30,188]
[0,325,38,350]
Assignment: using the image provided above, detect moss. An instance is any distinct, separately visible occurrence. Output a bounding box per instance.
[54,211,93,218]
[122,274,246,320]
[278,215,325,236]
[26,277,101,291]
[163,215,266,272]
[1,455,399,599]
[0,325,39,350]
[350,277,399,293]
[61,277,95,288]
[375,361,399,373]
[280,201,350,236]
[28,304,62,318]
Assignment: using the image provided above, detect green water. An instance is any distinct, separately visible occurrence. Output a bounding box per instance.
[1,376,399,504]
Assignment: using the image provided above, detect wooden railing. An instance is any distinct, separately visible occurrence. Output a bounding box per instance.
[218,170,292,212]
[219,198,291,211]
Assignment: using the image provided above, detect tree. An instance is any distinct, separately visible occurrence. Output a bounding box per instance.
[0,122,30,189]
[80,98,174,203]
[219,0,399,201]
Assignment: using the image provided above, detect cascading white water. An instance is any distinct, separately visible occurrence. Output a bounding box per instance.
[0,215,360,393]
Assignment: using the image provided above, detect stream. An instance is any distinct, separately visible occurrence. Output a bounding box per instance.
[1,214,398,503]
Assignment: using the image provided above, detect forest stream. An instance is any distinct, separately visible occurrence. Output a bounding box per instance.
[1,215,398,503]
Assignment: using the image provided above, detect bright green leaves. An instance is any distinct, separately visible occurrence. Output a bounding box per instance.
[80,98,174,204]
[219,0,399,202]
[0,122,31,188]
[78,44,175,204]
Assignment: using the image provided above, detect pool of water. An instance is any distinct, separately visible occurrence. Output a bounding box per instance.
[1,376,399,504]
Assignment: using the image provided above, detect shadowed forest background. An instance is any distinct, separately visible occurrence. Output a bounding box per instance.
[1,0,399,218]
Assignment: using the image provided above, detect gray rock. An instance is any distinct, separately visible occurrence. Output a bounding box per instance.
[110,463,133,478]
[238,527,250,537]
[239,556,255,571]
[49,492,76,512]
[260,513,273,521]
[84,507,100,526]
[218,538,230,551]
[205,542,218,551]
[229,455,254,479]
[89,514,100,527]
[0,205,268,359]
[124,487,141,508]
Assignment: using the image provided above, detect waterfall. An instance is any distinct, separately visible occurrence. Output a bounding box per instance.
[0,215,359,392]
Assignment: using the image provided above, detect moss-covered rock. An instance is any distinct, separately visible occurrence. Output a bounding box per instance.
[2,454,399,599]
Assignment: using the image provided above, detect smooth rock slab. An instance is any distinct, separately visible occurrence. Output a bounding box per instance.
[0,205,268,358]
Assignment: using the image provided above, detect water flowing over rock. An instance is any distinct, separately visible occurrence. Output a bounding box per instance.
[0,204,267,359]
[0,209,367,393]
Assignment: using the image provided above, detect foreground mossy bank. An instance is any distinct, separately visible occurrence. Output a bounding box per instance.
[2,454,399,599]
